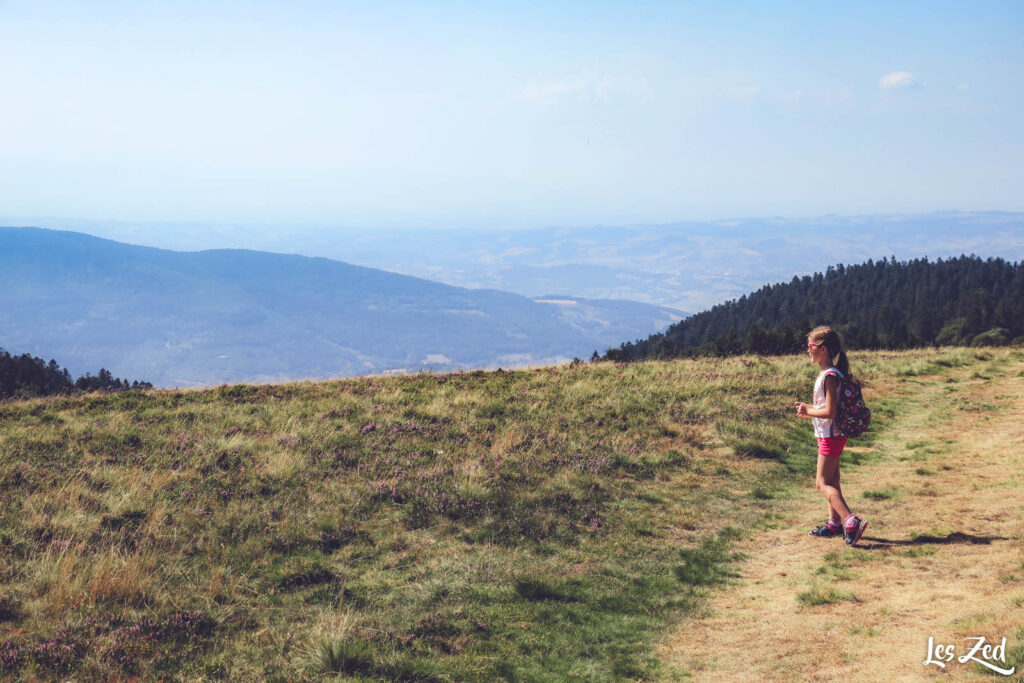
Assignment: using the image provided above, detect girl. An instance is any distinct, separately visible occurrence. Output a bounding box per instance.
[793,325,867,546]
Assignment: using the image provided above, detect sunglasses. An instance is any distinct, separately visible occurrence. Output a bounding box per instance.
[806,342,821,350]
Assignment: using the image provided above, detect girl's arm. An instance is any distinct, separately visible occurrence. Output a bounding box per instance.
[794,375,839,419]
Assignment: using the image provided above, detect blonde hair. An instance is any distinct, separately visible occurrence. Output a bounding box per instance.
[808,325,850,376]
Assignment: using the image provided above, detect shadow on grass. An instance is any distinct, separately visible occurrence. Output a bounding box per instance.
[856,531,1010,550]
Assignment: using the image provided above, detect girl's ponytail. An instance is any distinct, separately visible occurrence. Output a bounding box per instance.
[836,349,850,377]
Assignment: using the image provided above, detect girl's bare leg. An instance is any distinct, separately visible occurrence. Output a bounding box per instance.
[830,466,843,524]
[816,454,852,521]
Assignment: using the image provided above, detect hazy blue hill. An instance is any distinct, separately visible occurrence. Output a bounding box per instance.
[43,211,1023,313]
[0,228,681,386]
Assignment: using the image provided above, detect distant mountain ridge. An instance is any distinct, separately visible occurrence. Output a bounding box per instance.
[0,228,682,387]
[21,211,1024,312]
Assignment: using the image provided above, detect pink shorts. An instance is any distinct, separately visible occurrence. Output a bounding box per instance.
[817,436,848,458]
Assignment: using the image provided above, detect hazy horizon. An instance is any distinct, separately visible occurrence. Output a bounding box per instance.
[5,210,1023,315]
[2,207,1022,246]
[1,1,1021,230]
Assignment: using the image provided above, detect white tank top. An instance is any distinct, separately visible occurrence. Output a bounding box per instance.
[812,367,843,438]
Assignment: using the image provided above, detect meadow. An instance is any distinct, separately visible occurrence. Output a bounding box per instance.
[0,347,1018,680]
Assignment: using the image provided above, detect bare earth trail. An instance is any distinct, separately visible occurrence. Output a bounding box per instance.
[660,358,1024,681]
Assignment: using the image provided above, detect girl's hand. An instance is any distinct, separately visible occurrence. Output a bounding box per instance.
[793,401,810,417]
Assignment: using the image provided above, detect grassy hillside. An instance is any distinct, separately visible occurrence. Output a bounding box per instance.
[0,348,1017,680]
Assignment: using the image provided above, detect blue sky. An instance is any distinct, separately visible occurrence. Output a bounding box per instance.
[1,1,1021,229]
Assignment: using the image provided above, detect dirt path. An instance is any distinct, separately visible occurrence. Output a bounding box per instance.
[659,359,1024,681]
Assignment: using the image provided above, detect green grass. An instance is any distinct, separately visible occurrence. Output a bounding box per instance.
[909,528,955,543]
[0,346,1015,679]
[674,528,743,586]
[796,585,857,607]
[814,553,858,581]
[862,488,900,501]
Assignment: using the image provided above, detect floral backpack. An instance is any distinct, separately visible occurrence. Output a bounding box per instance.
[829,370,871,437]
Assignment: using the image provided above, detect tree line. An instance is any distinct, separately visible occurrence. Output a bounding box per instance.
[604,255,1024,361]
[0,348,152,400]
